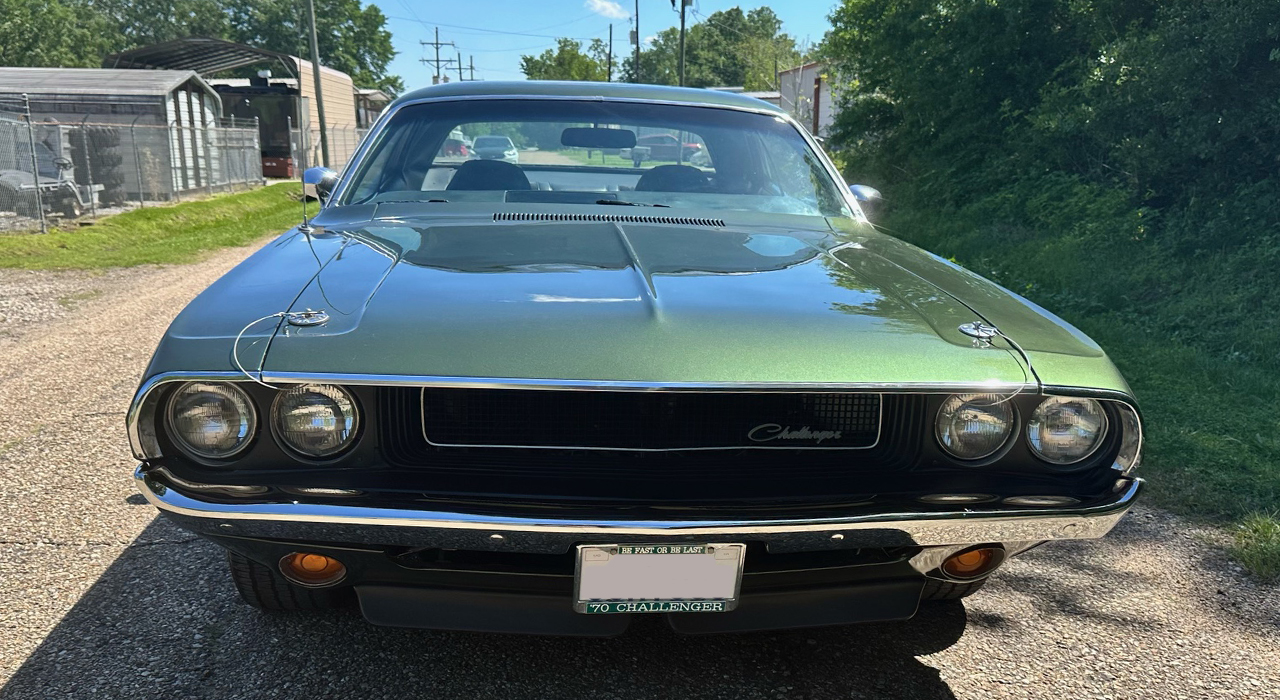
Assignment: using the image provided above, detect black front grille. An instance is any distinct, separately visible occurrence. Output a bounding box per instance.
[422,388,881,450]
[380,388,927,504]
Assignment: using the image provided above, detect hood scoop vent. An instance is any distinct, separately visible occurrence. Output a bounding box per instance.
[494,212,725,227]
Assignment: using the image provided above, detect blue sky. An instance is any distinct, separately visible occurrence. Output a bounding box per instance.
[369,0,838,87]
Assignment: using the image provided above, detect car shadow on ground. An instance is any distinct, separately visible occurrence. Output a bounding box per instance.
[1,517,967,700]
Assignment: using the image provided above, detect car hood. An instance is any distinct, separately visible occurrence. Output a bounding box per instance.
[218,210,1041,387]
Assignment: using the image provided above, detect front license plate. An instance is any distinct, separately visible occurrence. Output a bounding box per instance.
[574,543,746,614]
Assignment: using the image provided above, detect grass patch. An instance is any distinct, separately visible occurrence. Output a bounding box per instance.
[1229,514,1280,582]
[0,183,302,270]
[878,206,1280,578]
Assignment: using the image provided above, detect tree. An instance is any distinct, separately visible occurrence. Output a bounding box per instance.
[89,0,228,47]
[619,7,801,90]
[0,0,120,68]
[10,0,407,94]
[223,0,402,95]
[519,38,610,81]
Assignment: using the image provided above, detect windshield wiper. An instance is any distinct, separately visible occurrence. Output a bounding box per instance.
[595,199,669,207]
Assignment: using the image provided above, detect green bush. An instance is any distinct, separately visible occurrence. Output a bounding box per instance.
[823,0,1280,573]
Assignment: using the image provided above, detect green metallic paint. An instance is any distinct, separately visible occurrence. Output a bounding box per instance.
[141,201,1129,397]
[828,218,1132,394]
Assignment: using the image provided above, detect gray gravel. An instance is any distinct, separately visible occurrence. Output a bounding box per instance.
[0,244,1277,699]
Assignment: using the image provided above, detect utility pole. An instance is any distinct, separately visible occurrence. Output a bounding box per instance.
[634,0,640,83]
[305,0,329,167]
[674,0,689,87]
[419,28,456,84]
[469,56,475,81]
[457,51,464,82]
[606,24,613,82]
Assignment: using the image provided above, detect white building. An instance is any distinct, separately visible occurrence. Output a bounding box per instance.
[777,62,835,137]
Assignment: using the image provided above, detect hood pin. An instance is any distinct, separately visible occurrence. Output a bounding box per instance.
[958,321,999,346]
[286,310,330,327]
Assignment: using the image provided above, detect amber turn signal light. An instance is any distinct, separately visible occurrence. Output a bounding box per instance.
[279,552,347,587]
[940,546,1004,580]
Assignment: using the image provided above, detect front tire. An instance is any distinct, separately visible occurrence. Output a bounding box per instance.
[920,576,988,601]
[226,550,353,611]
[57,196,82,219]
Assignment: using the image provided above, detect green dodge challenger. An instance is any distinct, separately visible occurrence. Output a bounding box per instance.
[128,81,1142,635]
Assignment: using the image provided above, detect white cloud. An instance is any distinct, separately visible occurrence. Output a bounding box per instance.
[585,0,629,20]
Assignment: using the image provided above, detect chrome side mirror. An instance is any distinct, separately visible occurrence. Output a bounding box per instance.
[849,184,883,219]
[303,167,340,205]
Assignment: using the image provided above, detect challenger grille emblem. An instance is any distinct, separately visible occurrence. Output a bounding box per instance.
[747,424,844,444]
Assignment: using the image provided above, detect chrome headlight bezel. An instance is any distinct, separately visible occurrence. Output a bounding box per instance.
[934,393,1017,462]
[164,381,258,461]
[270,383,361,459]
[1026,396,1109,466]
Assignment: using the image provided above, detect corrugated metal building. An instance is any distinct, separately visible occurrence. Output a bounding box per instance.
[0,67,221,126]
[0,67,245,199]
[104,38,365,170]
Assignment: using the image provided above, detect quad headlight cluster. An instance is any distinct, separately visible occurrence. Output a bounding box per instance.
[165,381,359,461]
[935,393,1108,466]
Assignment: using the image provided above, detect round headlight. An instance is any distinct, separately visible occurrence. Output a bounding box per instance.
[1027,396,1108,465]
[272,384,360,458]
[167,382,256,459]
[936,393,1014,461]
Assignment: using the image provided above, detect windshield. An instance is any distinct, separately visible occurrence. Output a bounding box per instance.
[474,136,513,149]
[340,99,852,218]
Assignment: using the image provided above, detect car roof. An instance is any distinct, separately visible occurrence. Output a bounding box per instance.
[388,81,788,115]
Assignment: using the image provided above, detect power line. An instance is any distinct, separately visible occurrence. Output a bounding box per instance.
[457,42,563,53]
[420,27,457,84]
[386,14,609,41]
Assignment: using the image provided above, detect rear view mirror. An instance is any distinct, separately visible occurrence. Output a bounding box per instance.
[561,128,636,150]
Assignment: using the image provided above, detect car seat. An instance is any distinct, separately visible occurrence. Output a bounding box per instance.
[634,164,709,193]
[446,160,532,191]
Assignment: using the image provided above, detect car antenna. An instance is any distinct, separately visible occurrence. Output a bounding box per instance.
[298,161,313,234]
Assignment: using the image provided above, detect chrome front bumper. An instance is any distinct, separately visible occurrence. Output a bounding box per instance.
[136,467,1142,556]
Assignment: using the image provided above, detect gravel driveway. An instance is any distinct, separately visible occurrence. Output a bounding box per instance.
[0,243,1276,699]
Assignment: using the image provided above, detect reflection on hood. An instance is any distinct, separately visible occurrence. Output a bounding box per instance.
[380,221,823,276]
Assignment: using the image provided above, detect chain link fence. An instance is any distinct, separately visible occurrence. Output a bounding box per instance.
[286,120,369,176]
[0,98,265,234]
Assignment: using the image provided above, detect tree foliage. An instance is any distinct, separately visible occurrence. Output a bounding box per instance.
[0,0,119,68]
[824,0,1280,212]
[621,7,801,89]
[822,0,1280,366]
[519,38,612,81]
[519,7,802,89]
[0,0,401,93]
[223,0,401,95]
